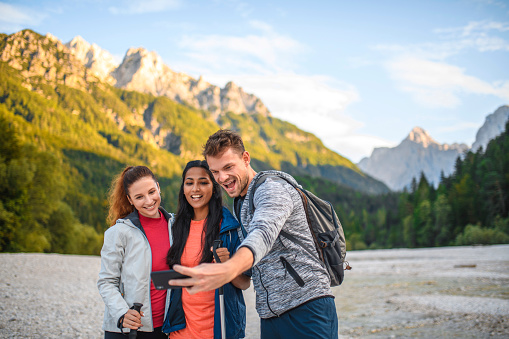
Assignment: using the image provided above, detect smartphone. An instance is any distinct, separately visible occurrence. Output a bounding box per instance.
[151,270,191,290]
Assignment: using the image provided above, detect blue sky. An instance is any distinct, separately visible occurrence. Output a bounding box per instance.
[1,0,508,162]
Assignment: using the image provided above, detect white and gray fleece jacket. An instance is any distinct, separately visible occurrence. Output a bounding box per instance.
[237,170,333,319]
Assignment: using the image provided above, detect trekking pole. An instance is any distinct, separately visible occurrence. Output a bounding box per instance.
[129,303,143,339]
[212,240,226,339]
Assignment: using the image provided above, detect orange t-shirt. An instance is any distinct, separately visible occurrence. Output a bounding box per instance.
[170,219,215,339]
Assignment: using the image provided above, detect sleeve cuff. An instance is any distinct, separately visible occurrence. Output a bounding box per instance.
[239,244,257,267]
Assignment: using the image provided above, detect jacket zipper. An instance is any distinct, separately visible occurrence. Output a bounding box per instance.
[280,256,305,287]
[255,265,277,317]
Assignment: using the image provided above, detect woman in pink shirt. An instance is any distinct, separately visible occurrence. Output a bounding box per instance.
[98,166,172,339]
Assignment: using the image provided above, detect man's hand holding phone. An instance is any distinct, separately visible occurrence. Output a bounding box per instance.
[150,270,191,289]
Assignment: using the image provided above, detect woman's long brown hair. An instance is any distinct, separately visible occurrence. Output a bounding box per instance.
[107,166,157,226]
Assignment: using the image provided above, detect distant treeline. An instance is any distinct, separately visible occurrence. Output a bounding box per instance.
[309,120,509,250]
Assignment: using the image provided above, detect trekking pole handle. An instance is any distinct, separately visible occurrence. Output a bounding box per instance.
[212,240,222,263]
[128,303,143,339]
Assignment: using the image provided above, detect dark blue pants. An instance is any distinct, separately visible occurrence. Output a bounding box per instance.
[260,296,338,339]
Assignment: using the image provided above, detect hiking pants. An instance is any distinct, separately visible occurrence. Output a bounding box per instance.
[260,296,338,339]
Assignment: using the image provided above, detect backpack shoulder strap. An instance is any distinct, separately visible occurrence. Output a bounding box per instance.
[248,173,296,213]
[280,187,325,263]
[234,197,247,241]
[248,173,323,261]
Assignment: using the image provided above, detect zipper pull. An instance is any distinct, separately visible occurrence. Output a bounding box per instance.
[280,257,288,279]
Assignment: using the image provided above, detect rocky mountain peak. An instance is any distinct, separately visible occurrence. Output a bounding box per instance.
[2,30,271,121]
[472,105,509,152]
[125,47,155,60]
[45,33,59,42]
[0,30,87,88]
[109,46,270,119]
[123,47,168,71]
[66,35,118,83]
[126,46,144,56]
[405,127,438,148]
[224,81,238,91]
[359,126,470,191]
[67,35,90,53]
[112,46,173,94]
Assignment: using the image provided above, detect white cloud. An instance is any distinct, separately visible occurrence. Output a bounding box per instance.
[233,1,254,18]
[374,41,455,60]
[237,73,358,116]
[437,121,481,133]
[328,134,397,163]
[376,20,509,61]
[212,0,253,17]
[109,0,180,15]
[386,56,509,108]
[435,21,509,53]
[438,21,509,37]
[249,20,272,33]
[0,2,46,32]
[170,21,390,161]
[204,72,359,117]
[201,72,382,161]
[241,73,382,162]
[176,20,306,74]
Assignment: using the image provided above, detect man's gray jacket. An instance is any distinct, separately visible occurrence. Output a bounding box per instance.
[237,170,333,318]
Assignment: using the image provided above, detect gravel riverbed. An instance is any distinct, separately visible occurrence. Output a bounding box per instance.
[1,245,508,338]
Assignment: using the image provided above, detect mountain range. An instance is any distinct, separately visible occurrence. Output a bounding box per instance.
[66,35,270,121]
[358,127,468,191]
[64,33,509,193]
[0,29,388,195]
[358,105,509,191]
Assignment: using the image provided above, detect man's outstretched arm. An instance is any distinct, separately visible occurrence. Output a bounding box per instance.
[170,246,254,294]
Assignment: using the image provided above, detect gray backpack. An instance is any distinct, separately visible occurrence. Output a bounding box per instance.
[247,173,349,286]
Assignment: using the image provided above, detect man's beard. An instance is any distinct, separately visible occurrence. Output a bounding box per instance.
[238,171,250,197]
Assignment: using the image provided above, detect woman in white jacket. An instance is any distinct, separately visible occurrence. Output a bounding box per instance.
[98,166,172,339]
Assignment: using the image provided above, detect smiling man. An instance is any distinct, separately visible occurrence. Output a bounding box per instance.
[171,129,338,339]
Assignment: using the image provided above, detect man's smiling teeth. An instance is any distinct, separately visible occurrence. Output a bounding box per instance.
[224,180,235,189]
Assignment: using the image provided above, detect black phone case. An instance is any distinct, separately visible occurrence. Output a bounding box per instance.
[151,270,190,290]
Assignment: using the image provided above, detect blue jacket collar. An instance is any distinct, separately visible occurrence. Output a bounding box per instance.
[220,207,239,234]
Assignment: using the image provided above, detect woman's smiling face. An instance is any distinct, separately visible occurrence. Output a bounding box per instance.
[127,176,161,218]
[183,167,213,220]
